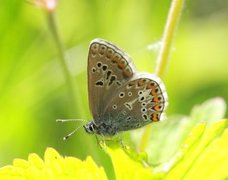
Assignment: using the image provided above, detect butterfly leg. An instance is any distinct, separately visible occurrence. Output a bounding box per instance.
[100,135,107,148]
[95,133,101,147]
[95,133,107,148]
[115,133,127,149]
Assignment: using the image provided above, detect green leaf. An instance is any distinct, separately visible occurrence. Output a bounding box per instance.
[130,97,227,165]
[164,119,228,179]
[105,119,228,179]
[190,97,226,125]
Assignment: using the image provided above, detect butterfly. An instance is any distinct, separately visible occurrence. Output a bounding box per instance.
[83,39,168,137]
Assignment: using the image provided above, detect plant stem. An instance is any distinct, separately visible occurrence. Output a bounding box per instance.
[155,0,184,77]
[47,11,77,114]
[139,0,185,151]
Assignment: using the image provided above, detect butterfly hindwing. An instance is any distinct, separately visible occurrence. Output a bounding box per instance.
[104,73,168,132]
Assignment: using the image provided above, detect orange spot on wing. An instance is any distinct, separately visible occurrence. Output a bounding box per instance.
[111,53,121,63]
[150,87,160,96]
[137,79,146,87]
[152,104,163,112]
[152,96,162,103]
[106,48,115,59]
[117,58,127,69]
[90,43,99,55]
[150,113,160,122]
[147,81,156,89]
[122,66,133,78]
[99,45,107,56]
[127,81,135,88]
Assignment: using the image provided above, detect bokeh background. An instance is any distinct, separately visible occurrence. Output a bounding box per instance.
[0,0,228,178]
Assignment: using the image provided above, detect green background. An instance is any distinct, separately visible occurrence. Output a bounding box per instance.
[0,0,227,178]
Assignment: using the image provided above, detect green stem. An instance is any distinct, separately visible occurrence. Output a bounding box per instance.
[139,0,185,152]
[47,11,77,114]
[155,0,184,77]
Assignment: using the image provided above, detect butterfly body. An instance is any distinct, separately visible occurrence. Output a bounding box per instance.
[84,121,117,136]
[84,39,168,137]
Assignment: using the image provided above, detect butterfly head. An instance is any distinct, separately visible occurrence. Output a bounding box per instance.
[83,121,96,134]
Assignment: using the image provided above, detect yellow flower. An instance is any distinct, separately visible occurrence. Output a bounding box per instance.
[0,119,227,180]
[0,148,107,180]
[105,147,162,180]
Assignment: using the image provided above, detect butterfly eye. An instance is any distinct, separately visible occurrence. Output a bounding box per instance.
[83,122,95,134]
[89,125,93,131]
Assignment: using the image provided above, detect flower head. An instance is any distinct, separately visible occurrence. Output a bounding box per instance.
[30,0,57,12]
[0,148,107,180]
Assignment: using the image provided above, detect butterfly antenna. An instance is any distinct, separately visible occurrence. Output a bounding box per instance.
[56,119,87,140]
[63,124,85,140]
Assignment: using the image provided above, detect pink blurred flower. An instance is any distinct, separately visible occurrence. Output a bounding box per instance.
[32,0,57,11]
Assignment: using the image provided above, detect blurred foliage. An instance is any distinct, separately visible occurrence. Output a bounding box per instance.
[0,0,228,179]
[0,116,227,179]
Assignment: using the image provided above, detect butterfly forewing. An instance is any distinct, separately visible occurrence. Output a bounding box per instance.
[104,73,168,132]
[88,39,135,122]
